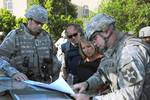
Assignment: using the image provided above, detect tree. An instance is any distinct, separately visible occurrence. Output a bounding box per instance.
[29,0,77,17]
[96,0,150,36]
[0,8,16,34]
[44,15,83,40]
[28,0,82,40]
[14,17,28,29]
[49,0,77,18]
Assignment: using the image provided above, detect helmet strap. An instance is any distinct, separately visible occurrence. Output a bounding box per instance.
[98,30,113,52]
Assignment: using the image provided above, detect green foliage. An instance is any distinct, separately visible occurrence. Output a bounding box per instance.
[14,17,28,29]
[0,8,16,34]
[28,0,42,6]
[49,0,77,18]
[96,0,150,36]
[43,15,83,40]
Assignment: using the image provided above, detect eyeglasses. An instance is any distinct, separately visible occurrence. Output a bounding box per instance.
[67,33,78,39]
[90,31,102,41]
[32,19,44,26]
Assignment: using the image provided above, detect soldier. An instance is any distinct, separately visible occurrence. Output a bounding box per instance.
[139,26,150,44]
[72,14,150,100]
[0,5,61,82]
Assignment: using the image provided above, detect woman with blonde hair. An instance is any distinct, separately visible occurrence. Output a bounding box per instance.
[77,37,103,82]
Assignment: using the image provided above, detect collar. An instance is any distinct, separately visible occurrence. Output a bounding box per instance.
[104,32,126,57]
[70,42,78,47]
[19,23,45,39]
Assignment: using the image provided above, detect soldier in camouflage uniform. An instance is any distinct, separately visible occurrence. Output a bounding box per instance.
[72,14,150,100]
[0,5,61,82]
[139,26,150,44]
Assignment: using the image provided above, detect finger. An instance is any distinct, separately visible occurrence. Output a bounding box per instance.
[20,74,28,81]
[73,84,80,89]
[79,87,85,93]
[71,94,77,99]
[16,74,28,81]
[22,74,28,80]
[15,76,21,81]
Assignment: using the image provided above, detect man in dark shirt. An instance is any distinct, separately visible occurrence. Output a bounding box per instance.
[61,23,83,84]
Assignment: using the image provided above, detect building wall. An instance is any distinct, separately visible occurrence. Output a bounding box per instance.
[12,0,27,18]
[71,0,102,18]
[1,0,101,18]
[0,0,4,8]
[0,0,27,18]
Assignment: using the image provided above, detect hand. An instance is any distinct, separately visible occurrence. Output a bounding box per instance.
[12,72,28,81]
[71,93,90,100]
[73,82,88,93]
[60,67,68,80]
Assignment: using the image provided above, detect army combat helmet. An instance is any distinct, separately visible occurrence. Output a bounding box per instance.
[25,5,48,24]
[85,14,115,40]
[139,26,150,38]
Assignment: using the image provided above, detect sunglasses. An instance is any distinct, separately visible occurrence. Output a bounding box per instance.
[67,33,78,39]
[31,19,44,25]
[89,31,103,41]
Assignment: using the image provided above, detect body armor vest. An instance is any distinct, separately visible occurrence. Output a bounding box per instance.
[61,42,82,76]
[10,29,53,82]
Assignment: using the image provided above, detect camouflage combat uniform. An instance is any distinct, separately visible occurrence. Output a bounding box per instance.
[0,5,61,82]
[0,23,61,82]
[85,14,150,100]
[139,26,150,44]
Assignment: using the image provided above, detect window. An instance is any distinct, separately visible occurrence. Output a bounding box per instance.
[3,0,13,13]
[82,5,89,17]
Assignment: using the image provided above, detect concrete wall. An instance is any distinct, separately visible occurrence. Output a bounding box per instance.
[71,0,102,17]
[0,0,4,8]
[0,0,27,18]
[12,0,27,18]
[1,0,101,18]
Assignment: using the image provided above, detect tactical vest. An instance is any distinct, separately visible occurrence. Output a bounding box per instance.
[61,42,82,76]
[10,28,54,82]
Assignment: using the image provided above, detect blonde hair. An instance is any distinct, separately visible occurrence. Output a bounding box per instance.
[79,37,96,59]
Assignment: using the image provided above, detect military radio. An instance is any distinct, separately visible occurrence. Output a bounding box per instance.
[40,58,53,83]
[22,56,34,79]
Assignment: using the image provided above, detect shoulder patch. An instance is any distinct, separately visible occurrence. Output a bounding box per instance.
[122,66,137,83]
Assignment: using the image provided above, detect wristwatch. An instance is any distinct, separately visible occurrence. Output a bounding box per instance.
[89,96,93,100]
